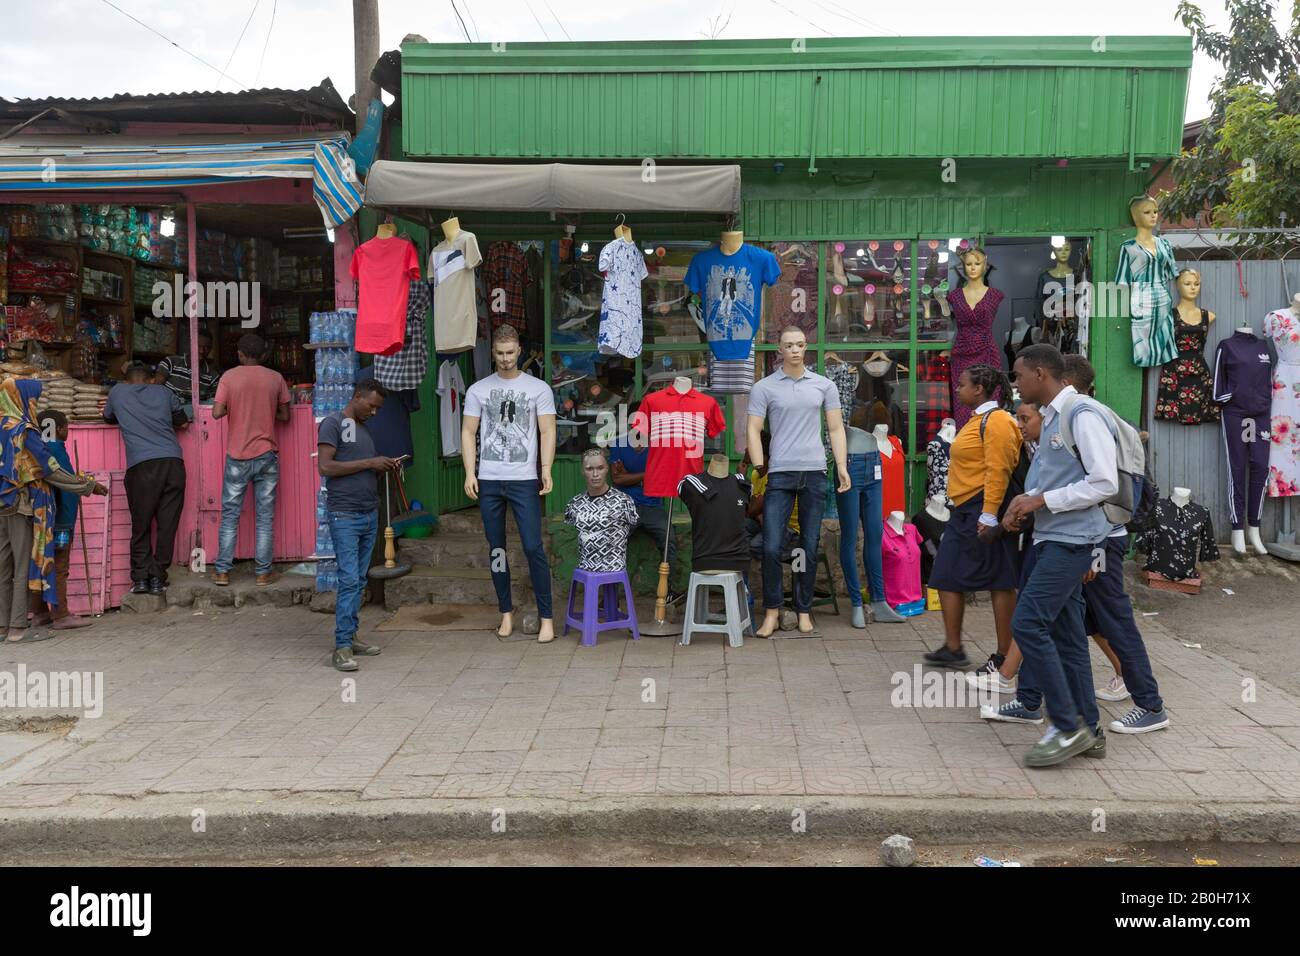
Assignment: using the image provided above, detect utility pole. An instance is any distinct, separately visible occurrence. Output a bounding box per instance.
[352,0,380,133]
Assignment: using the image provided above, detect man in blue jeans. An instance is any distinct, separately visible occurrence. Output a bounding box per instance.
[212,333,290,586]
[746,326,850,637]
[318,379,399,672]
[998,344,1119,767]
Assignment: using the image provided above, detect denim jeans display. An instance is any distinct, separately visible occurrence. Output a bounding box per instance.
[836,451,885,606]
[761,470,828,612]
[479,478,553,619]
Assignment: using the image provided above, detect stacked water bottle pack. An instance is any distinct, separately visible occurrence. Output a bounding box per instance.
[314,487,337,592]
[310,309,359,419]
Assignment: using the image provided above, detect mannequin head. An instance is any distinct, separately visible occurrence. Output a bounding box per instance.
[778,326,808,368]
[959,246,989,283]
[1128,196,1159,231]
[1175,268,1201,303]
[1015,400,1043,443]
[1051,239,1072,266]
[491,325,522,374]
[581,448,610,495]
[956,364,1010,410]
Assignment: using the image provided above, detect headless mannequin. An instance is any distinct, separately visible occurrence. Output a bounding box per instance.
[1221,327,1267,554]
[442,216,461,243]
[886,510,906,535]
[874,424,894,457]
[706,453,729,479]
[1171,486,1191,509]
[938,420,956,445]
[720,230,744,255]
[925,495,950,522]
[673,375,691,394]
[376,222,397,239]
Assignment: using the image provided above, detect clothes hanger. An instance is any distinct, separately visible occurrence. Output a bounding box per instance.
[824,351,845,365]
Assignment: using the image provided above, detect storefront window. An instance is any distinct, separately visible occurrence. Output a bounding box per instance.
[550,352,635,455]
[642,241,710,346]
[916,239,954,344]
[552,248,603,347]
[760,241,818,344]
[824,240,914,343]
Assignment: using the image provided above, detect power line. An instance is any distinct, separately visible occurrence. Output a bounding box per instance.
[255,0,277,86]
[448,0,472,42]
[541,0,572,41]
[812,0,897,36]
[523,0,552,40]
[765,0,835,38]
[98,0,249,89]
[221,0,262,86]
[461,0,481,41]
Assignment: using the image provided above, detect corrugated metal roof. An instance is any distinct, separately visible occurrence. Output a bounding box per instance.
[0,80,351,125]
[400,36,1191,161]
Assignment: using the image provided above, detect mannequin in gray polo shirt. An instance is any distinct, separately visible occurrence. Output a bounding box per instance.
[746,327,850,637]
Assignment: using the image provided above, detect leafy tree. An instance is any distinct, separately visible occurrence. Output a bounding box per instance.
[1161,1,1300,234]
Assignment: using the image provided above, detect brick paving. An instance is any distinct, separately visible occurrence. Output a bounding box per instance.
[1,598,1298,809]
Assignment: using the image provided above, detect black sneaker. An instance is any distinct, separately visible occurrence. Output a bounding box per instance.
[923,645,970,669]
[148,577,166,595]
[1084,727,1107,758]
[974,653,1005,677]
[130,581,149,595]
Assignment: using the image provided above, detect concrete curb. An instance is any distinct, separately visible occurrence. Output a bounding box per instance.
[2,794,1295,859]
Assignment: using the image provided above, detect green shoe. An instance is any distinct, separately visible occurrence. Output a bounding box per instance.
[1083,727,1106,758]
[332,647,359,672]
[350,638,381,656]
[1024,724,1096,768]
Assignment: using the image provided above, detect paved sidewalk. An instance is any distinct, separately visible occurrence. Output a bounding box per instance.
[2,595,1298,822]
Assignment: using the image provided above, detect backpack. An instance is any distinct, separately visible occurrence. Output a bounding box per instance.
[1056,394,1145,525]
[980,409,1032,520]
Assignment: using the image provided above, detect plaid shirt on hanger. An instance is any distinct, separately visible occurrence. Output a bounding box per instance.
[482,241,529,331]
[913,351,952,449]
[373,278,430,392]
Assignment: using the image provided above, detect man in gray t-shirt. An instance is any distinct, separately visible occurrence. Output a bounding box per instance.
[746,327,849,637]
[103,364,188,595]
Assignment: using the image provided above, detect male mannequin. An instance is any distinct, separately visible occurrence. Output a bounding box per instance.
[746,326,849,637]
[462,326,557,642]
[563,448,638,574]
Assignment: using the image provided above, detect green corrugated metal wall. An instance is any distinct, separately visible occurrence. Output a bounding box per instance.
[402,37,1190,161]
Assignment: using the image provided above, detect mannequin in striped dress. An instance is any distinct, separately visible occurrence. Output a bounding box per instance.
[1115,196,1177,368]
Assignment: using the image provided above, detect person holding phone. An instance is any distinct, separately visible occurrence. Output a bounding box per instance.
[318,379,399,672]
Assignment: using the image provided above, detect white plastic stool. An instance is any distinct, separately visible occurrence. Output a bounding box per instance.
[679,571,751,648]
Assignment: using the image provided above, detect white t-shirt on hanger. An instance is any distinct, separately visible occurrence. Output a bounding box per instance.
[436,359,467,457]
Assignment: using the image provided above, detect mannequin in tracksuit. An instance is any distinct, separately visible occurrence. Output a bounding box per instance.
[1212,327,1274,555]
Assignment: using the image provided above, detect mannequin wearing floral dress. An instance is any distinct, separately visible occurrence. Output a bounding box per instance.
[1115,196,1178,367]
[945,246,1004,430]
[1154,269,1218,424]
[1265,295,1300,498]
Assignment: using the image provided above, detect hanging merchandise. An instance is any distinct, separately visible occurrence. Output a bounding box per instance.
[925,422,954,502]
[878,432,905,518]
[1155,309,1218,424]
[1265,305,1300,497]
[824,356,859,412]
[1213,327,1275,530]
[350,235,420,355]
[685,242,781,361]
[1136,496,1219,583]
[482,241,529,333]
[915,350,952,447]
[373,278,430,391]
[436,359,467,457]
[430,228,483,353]
[705,353,756,395]
[639,382,726,497]
[597,237,648,358]
[881,518,924,612]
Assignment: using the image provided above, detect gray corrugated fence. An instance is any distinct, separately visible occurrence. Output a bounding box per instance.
[1141,258,1300,543]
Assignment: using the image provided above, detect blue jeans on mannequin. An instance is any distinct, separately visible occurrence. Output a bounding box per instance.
[761,470,828,614]
[478,479,553,620]
[836,452,885,606]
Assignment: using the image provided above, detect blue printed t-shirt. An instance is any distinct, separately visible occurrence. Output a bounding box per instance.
[685,244,781,361]
[608,440,658,508]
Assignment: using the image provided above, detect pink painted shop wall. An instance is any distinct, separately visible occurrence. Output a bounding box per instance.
[66,404,319,612]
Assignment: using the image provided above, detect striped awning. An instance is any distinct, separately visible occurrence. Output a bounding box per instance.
[0,133,363,227]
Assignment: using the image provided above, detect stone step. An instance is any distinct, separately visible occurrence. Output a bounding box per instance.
[397,533,529,570]
[381,565,531,611]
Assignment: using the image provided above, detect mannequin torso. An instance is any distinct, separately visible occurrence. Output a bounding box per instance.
[720,231,744,255]
[886,511,906,535]
[1171,486,1191,509]
[924,495,950,522]
[874,424,894,458]
[441,216,461,242]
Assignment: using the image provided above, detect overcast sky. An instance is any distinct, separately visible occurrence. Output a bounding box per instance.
[0,0,1281,123]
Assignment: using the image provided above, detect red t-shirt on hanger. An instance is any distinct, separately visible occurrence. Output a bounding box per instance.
[350,236,421,355]
[639,385,726,497]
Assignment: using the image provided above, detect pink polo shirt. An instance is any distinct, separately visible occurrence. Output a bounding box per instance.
[882,522,923,606]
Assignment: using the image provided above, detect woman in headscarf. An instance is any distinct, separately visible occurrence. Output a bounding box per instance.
[0,378,104,643]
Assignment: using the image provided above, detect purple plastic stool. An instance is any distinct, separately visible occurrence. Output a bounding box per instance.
[563,568,640,646]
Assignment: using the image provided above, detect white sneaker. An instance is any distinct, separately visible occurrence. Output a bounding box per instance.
[966,669,1017,694]
[1095,674,1130,701]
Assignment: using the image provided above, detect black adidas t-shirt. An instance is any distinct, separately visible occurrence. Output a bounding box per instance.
[678,471,752,573]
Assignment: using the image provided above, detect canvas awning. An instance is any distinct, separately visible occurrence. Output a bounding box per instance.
[0,132,363,227]
[363,161,742,216]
